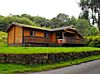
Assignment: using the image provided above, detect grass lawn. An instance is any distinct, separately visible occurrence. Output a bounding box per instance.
[0,55,100,74]
[0,47,99,54]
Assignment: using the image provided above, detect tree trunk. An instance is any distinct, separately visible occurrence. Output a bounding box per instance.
[98,11,100,33]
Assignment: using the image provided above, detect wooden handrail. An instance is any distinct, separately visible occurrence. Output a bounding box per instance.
[24,36,50,43]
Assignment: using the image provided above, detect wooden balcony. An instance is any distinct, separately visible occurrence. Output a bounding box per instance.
[64,37,85,44]
[24,36,50,43]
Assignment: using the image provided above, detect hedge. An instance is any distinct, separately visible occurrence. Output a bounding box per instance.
[85,36,100,47]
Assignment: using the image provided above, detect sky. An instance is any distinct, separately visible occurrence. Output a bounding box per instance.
[0,0,81,19]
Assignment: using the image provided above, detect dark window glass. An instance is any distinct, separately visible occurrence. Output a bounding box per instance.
[56,32,62,39]
[30,31,35,36]
[44,33,48,38]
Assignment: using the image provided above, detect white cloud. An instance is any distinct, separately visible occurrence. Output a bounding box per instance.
[0,0,81,19]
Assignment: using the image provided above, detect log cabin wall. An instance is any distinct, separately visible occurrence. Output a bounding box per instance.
[23,28,57,44]
[35,31,45,37]
[15,26,23,44]
[23,28,51,44]
[23,28,48,37]
[8,25,23,46]
[23,28,30,36]
[8,25,15,44]
[50,32,56,43]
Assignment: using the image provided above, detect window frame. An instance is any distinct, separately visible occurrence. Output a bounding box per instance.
[30,30,35,36]
[44,32,49,38]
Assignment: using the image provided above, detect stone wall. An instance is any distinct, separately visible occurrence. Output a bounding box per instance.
[0,51,100,65]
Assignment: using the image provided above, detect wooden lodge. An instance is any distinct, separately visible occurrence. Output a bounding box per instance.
[6,23,85,46]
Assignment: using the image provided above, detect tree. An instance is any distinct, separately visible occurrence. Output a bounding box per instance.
[69,16,77,25]
[56,13,69,22]
[20,14,51,27]
[79,0,100,32]
[50,17,63,28]
[31,16,50,27]
[69,16,98,36]
[0,16,37,32]
[50,13,70,28]
[75,19,93,36]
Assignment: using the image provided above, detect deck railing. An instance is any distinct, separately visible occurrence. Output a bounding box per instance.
[24,36,85,44]
[64,37,85,44]
[24,36,50,43]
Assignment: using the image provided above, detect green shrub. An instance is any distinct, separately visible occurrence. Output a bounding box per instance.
[0,31,7,47]
[85,36,100,47]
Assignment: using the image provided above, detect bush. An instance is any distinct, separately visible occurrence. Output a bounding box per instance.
[0,31,7,46]
[85,36,100,47]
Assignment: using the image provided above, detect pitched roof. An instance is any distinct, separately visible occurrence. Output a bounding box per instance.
[6,22,83,38]
[6,22,74,32]
[50,25,83,38]
[6,22,51,31]
[51,25,75,31]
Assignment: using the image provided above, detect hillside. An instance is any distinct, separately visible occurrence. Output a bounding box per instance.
[0,31,7,46]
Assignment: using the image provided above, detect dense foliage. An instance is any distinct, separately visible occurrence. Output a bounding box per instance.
[85,36,100,47]
[0,15,37,31]
[0,13,99,36]
[0,31,7,46]
[79,0,100,32]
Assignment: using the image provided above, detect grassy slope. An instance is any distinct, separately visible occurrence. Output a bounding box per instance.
[0,47,99,54]
[0,31,7,46]
[0,55,100,73]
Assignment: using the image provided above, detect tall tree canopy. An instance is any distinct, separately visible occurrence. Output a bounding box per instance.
[79,0,100,32]
[0,16,37,32]
[51,13,70,28]
[0,13,98,36]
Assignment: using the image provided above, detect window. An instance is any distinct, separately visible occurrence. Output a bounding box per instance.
[44,33,49,38]
[30,31,35,36]
[56,32,63,39]
[32,31,35,36]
